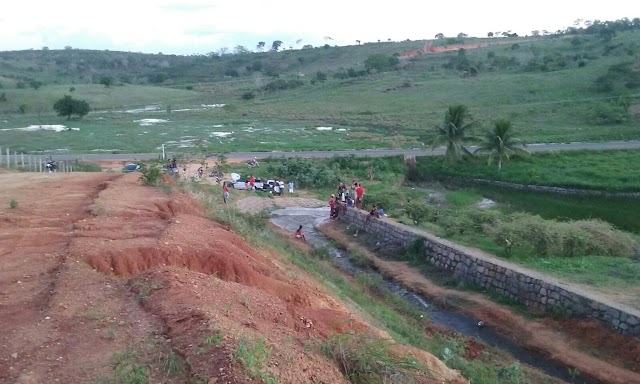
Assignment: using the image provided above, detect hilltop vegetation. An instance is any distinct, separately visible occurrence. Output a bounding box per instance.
[0,18,639,153]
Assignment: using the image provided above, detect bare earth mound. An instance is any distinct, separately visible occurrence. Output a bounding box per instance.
[0,172,466,383]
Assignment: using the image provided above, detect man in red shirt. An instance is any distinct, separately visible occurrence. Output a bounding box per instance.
[249,175,255,190]
[355,183,365,209]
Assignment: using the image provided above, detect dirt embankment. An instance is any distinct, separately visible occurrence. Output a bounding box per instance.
[0,172,466,384]
[319,222,640,384]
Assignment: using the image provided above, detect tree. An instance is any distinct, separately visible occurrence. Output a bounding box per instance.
[271,40,283,51]
[30,80,43,90]
[474,118,528,171]
[435,33,444,39]
[256,41,265,51]
[99,76,113,88]
[428,105,477,165]
[53,95,90,120]
[487,32,494,37]
[234,45,250,54]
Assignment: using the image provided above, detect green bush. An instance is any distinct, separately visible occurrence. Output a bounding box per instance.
[73,162,102,172]
[267,157,340,188]
[404,202,438,225]
[241,91,255,100]
[264,78,304,92]
[349,250,374,269]
[138,164,162,186]
[365,54,399,72]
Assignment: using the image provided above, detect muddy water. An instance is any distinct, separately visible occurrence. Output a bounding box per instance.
[270,207,594,384]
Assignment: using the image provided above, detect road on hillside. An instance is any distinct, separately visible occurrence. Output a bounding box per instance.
[47,140,640,162]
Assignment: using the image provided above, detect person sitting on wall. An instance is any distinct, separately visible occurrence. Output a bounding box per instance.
[365,205,379,224]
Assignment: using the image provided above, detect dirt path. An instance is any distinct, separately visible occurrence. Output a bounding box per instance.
[320,222,640,384]
[0,172,466,384]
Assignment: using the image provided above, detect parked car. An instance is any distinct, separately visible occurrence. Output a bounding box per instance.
[229,178,264,190]
[122,163,141,173]
[262,180,285,194]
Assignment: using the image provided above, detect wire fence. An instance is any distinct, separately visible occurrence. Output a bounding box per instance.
[0,146,85,172]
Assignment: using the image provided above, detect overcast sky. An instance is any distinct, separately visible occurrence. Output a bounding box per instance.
[1,0,637,55]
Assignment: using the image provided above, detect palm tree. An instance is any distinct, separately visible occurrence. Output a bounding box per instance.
[474,118,529,171]
[428,104,477,165]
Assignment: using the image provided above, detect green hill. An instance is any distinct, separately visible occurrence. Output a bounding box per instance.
[0,20,639,154]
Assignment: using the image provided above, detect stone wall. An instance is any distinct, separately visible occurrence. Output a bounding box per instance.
[340,208,640,337]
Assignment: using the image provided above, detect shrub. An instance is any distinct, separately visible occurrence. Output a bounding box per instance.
[364,54,399,72]
[349,250,374,269]
[321,333,424,384]
[241,91,255,100]
[18,104,27,114]
[9,199,18,209]
[264,79,304,92]
[185,85,193,90]
[224,68,240,77]
[138,165,162,186]
[267,157,339,188]
[404,202,438,225]
[316,71,327,81]
[0,92,7,102]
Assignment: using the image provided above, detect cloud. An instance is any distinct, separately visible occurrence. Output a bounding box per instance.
[161,2,218,12]
[0,0,636,54]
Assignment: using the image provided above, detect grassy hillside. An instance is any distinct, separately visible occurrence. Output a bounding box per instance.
[0,26,639,154]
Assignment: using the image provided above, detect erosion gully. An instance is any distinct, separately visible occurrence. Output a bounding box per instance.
[270,206,595,384]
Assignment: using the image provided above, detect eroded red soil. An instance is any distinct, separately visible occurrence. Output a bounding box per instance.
[0,171,467,383]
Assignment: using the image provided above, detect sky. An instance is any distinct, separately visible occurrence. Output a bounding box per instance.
[1,0,638,55]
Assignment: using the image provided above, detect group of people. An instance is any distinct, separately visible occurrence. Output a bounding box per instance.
[329,180,367,219]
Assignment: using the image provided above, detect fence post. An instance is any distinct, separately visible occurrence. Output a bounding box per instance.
[38,158,42,172]
[21,153,24,167]
[13,151,17,167]
[6,147,9,167]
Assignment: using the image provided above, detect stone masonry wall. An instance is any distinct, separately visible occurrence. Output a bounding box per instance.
[340,208,640,337]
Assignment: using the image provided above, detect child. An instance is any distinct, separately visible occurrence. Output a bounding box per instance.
[288,181,294,194]
[329,194,336,219]
[295,225,306,240]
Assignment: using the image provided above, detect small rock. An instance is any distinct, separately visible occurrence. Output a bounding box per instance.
[45,316,51,320]
[11,353,18,359]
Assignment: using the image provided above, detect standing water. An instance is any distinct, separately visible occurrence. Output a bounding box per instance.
[270,207,594,384]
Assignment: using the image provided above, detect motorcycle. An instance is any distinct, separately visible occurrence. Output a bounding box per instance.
[246,157,259,168]
[45,157,57,173]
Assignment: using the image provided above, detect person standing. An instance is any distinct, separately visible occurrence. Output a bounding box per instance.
[355,183,365,209]
[222,183,230,204]
[288,181,294,194]
[249,175,256,190]
[273,183,281,196]
[329,194,336,219]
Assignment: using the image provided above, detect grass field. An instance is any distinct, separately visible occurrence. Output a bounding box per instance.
[416,149,640,191]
